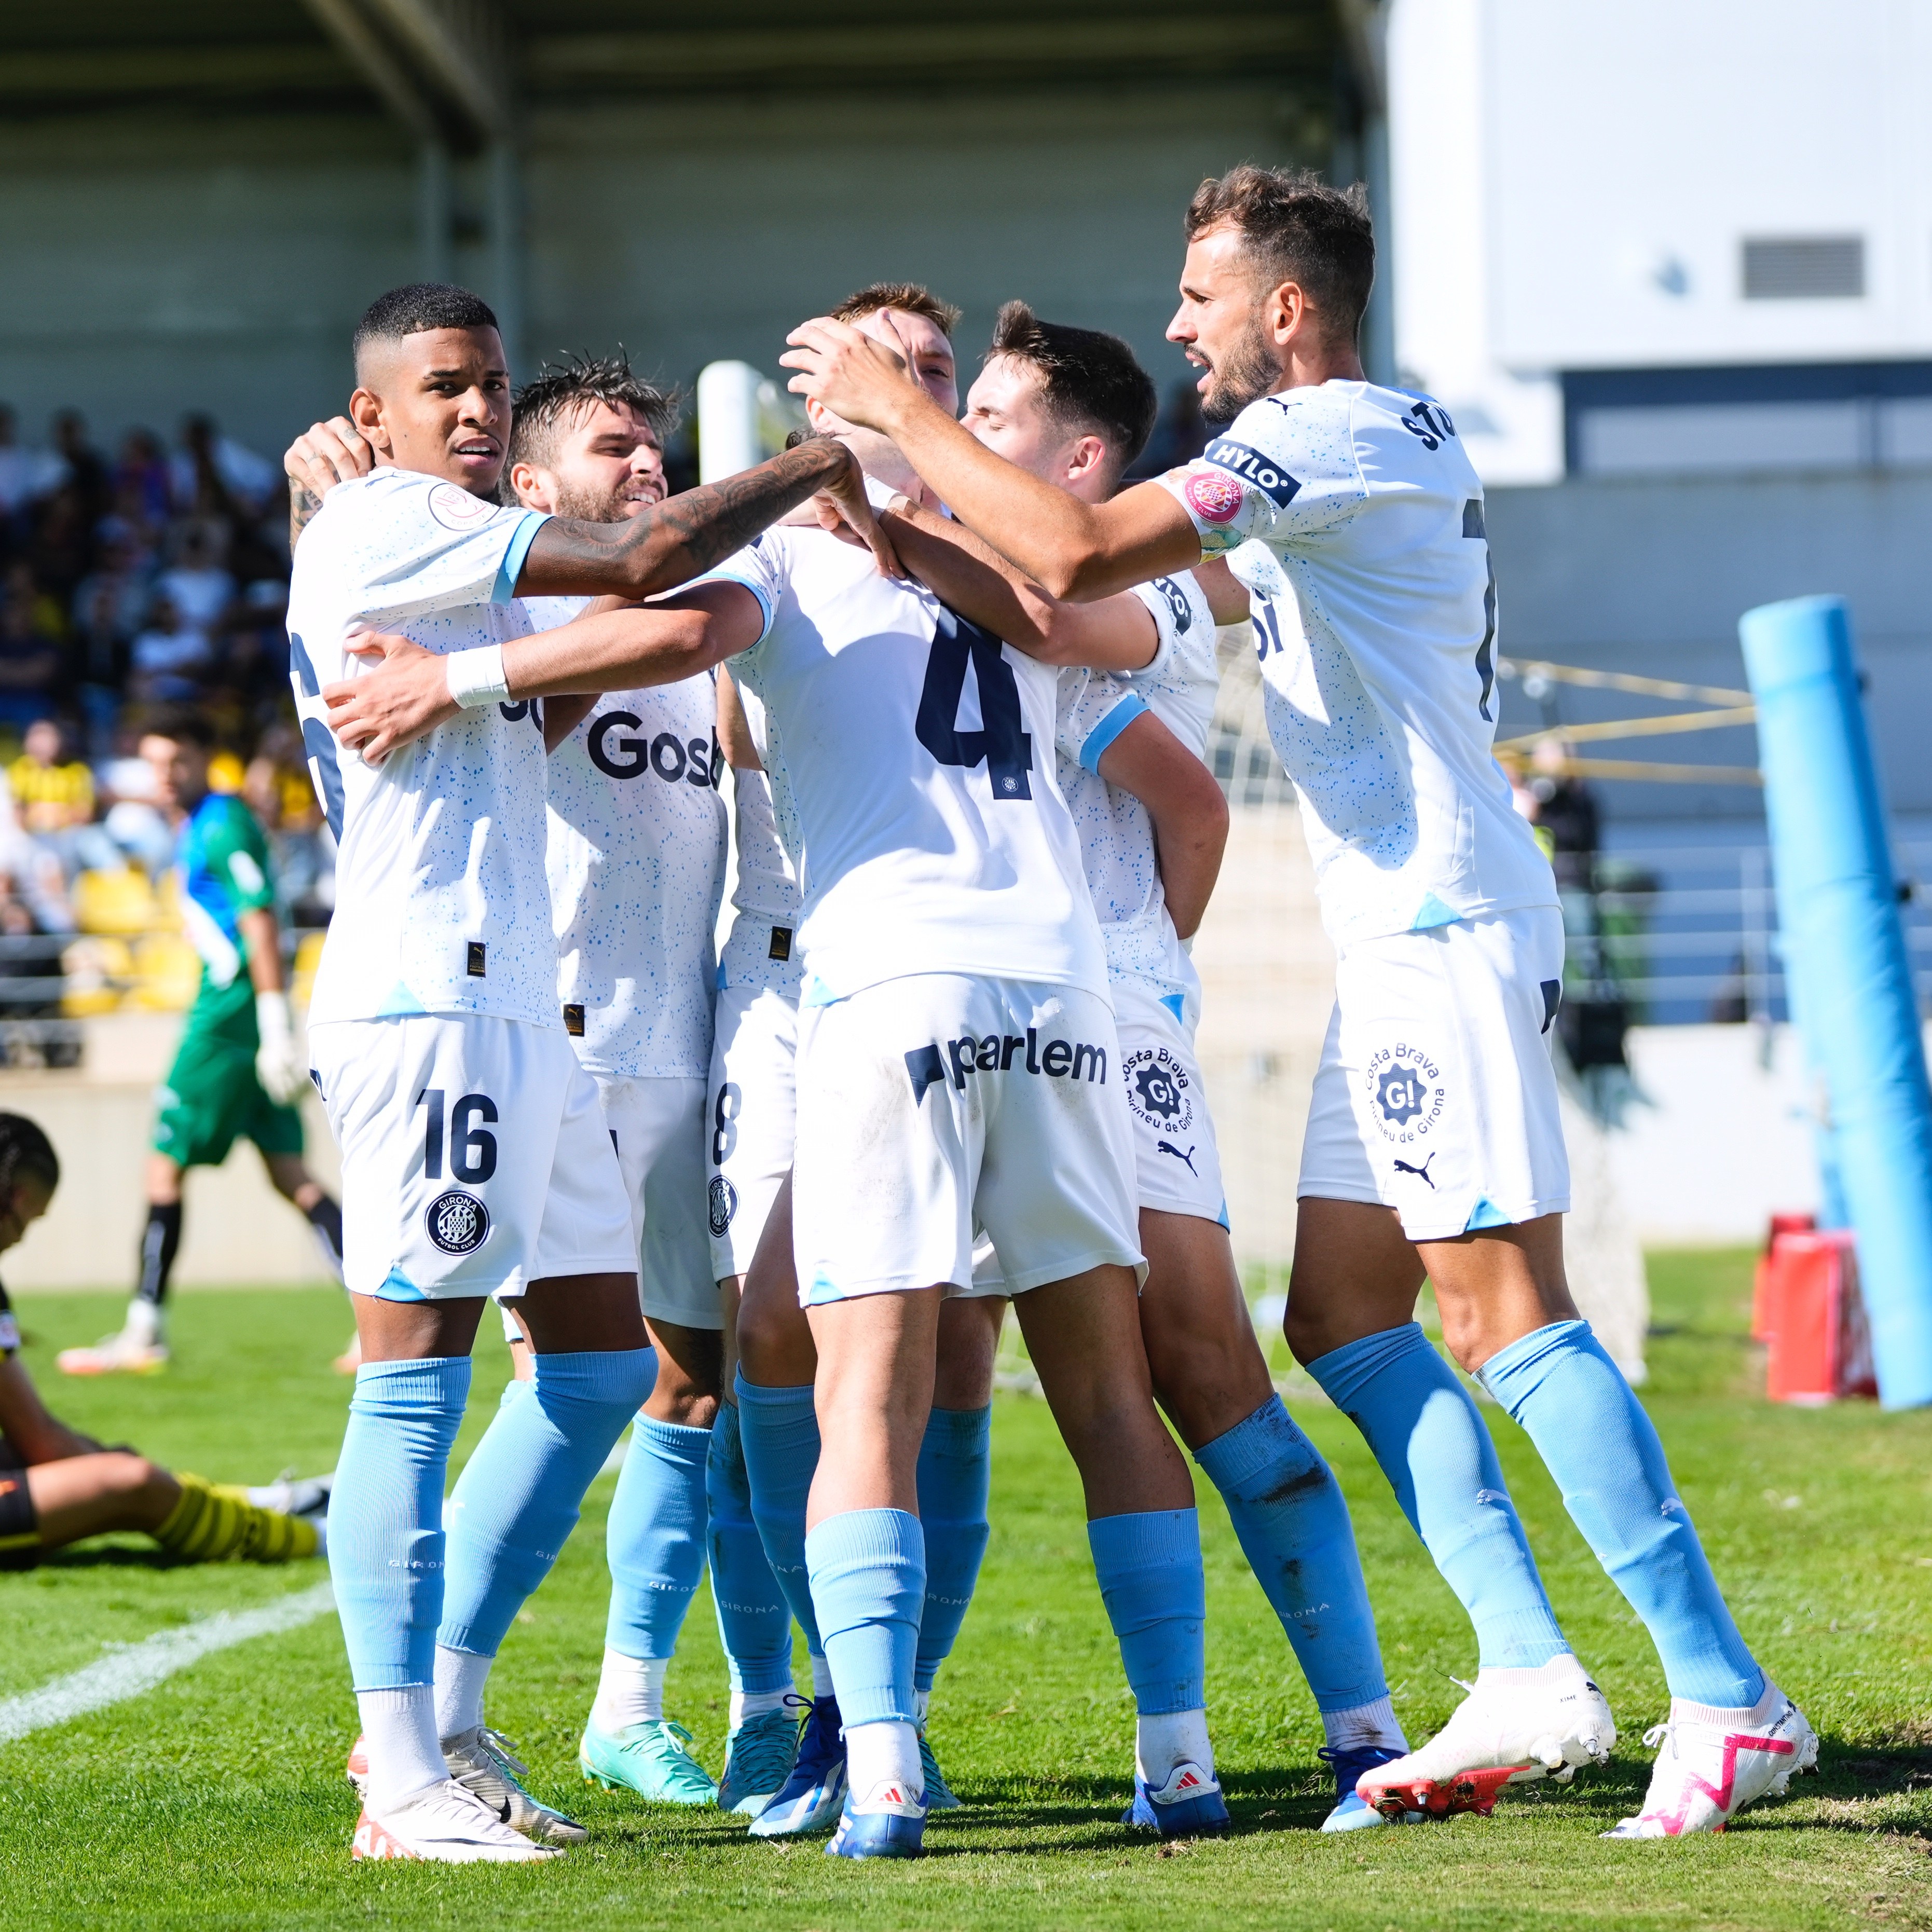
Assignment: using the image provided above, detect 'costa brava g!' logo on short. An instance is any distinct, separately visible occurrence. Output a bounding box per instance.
[426,1188,490,1255]
[1125,1044,1193,1134]
[1363,1043,1446,1146]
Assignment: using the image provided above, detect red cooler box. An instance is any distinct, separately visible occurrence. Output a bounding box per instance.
[1759,1228,1878,1404]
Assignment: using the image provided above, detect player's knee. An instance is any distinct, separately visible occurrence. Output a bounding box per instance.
[736,1290,814,1387]
[1282,1292,1333,1368]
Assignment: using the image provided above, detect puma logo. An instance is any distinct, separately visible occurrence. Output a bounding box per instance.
[1392,1152,1437,1188]
[1156,1140,1198,1175]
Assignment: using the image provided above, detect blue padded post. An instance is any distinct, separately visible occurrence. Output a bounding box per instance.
[1740,595,1932,1407]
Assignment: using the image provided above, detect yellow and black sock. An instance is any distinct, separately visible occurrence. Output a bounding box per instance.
[153,1473,318,1563]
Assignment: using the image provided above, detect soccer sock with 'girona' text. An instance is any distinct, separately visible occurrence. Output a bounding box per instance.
[706,1399,796,1703]
[1305,1321,1571,1673]
[735,1369,826,1657]
[1478,1319,1765,1710]
[1087,1508,1211,1784]
[599,1414,711,1705]
[435,1347,656,1734]
[1192,1395,1391,1718]
[913,1403,992,1697]
[331,1355,470,1805]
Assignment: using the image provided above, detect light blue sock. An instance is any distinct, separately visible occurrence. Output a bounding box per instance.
[1305,1322,1569,1671]
[1086,1509,1206,1714]
[1193,1395,1389,1712]
[735,1369,823,1653]
[1479,1319,1765,1709]
[913,1403,992,1694]
[496,1345,655,1413]
[805,1507,924,1729]
[706,1401,795,1694]
[604,1414,710,1662]
[332,1356,471,1689]
[438,1347,656,1658]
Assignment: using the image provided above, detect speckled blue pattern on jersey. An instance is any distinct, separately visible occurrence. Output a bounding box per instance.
[1057,570,1220,1002]
[1162,381,1557,949]
[285,467,558,1027]
[531,595,728,1079]
[696,515,1106,1004]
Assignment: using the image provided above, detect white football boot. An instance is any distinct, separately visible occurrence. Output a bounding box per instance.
[1604,1683,1818,1838]
[348,1729,587,1845]
[1355,1654,1615,1821]
[57,1298,168,1376]
[350,1778,561,1862]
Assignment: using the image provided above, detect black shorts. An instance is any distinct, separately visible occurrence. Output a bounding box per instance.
[0,1433,37,1571]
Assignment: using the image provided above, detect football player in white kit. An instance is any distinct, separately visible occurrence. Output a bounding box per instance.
[281,281,889,1864]
[877,302,1419,1830]
[323,293,1231,1861]
[498,357,802,1813]
[783,171,1815,1839]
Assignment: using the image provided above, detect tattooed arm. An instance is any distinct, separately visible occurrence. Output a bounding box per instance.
[516,437,894,598]
[283,416,374,550]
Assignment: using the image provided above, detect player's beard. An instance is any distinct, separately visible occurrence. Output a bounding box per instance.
[1199,316,1282,424]
[553,480,658,523]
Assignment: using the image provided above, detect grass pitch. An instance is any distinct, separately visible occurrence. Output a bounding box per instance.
[3,1253,1929,1931]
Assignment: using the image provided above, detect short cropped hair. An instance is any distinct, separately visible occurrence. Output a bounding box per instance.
[830,283,961,339]
[1184,167,1375,348]
[508,351,679,474]
[0,1112,59,1199]
[353,283,499,362]
[985,302,1158,475]
[139,704,215,751]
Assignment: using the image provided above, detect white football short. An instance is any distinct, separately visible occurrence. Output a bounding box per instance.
[791,974,1143,1304]
[1297,906,1571,1241]
[599,1073,721,1334]
[1113,975,1228,1227]
[308,1012,636,1302]
[705,981,798,1281]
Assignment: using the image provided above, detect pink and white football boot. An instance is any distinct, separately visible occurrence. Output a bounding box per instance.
[1604,1683,1818,1837]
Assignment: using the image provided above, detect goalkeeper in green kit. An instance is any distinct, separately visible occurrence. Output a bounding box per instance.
[59,709,345,1375]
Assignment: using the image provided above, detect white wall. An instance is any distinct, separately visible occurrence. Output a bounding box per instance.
[1388,0,1932,482]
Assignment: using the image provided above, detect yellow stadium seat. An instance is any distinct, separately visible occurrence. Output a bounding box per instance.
[130,932,202,1011]
[73,866,160,937]
[60,936,133,1017]
[291,930,326,1012]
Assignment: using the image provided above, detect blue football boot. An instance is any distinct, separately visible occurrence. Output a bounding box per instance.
[1122,1760,1230,1838]
[748,1694,847,1838]
[1318,1744,1419,1832]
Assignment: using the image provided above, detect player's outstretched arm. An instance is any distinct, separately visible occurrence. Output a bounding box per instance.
[0,1355,101,1464]
[516,440,894,598]
[1095,711,1229,941]
[323,583,765,763]
[783,317,1199,601]
[880,499,1159,670]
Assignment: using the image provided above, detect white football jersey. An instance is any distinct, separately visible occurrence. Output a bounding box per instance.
[1161,381,1557,949]
[532,595,728,1080]
[285,468,554,1027]
[696,519,1106,1004]
[1056,569,1220,1004]
[717,677,806,999]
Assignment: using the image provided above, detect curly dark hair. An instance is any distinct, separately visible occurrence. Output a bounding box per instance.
[506,350,679,475]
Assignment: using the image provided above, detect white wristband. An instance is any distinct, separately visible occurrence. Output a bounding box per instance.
[445,643,511,708]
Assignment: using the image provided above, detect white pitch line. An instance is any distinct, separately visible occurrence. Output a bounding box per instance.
[0,1580,336,1743]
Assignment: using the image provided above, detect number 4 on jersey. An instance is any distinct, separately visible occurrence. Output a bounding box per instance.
[915,608,1033,799]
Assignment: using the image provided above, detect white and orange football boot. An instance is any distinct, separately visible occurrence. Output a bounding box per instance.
[350,1778,559,1862]
[1355,1654,1615,1821]
[348,1730,585,1845]
[1604,1683,1817,1838]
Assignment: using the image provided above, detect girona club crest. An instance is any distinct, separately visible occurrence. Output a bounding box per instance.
[1184,471,1245,525]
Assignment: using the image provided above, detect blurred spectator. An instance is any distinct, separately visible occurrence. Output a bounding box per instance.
[171,414,276,522]
[0,869,67,1021]
[0,407,65,533]
[95,728,175,873]
[127,591,213,704]
[245,722,334,923]
[27,485,93,607]
[157,522,235,635]
[51,410,110,526]
[0,565,61,726]
[112,429,173,530]
[69,528,151,747]
[10,720,119,878]
[1524,736,1599,890]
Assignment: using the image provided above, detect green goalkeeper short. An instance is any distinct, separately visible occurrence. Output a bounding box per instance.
[151,1008,305,1171]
